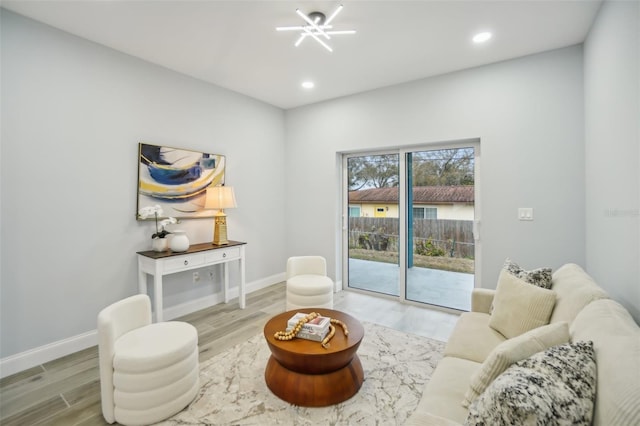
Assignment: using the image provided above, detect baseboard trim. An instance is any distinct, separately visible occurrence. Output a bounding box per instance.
[0,273,286,379]
[0,330,97,379]
[162,272,285,320]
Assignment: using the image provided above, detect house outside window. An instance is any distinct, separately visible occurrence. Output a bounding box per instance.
[374,206,386,218]
[349,206,361,217]
[413,206,437,219]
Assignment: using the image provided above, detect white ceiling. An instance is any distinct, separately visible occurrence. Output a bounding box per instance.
[2,0,602,109]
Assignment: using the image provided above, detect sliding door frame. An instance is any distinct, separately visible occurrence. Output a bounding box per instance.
[341,139,481,310]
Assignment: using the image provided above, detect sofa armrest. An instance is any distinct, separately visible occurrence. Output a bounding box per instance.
[471,288,496,313]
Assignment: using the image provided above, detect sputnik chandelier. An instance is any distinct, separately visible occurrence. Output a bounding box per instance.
[276,4,356,52]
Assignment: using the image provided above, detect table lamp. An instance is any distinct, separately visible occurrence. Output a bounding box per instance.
[204,185,237,245]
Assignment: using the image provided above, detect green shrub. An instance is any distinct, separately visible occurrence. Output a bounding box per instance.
[415,238,445,257]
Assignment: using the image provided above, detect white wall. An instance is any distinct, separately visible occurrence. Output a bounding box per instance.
[285,46,586,290]
[584,0,640,321]
[0,10,287,361]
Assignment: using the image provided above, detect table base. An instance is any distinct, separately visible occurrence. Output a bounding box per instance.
[264,354,364,407]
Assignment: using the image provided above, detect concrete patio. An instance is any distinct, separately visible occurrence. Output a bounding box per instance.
[347,258,474,311]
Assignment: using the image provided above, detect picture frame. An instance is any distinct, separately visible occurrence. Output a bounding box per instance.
[136,142,226,219]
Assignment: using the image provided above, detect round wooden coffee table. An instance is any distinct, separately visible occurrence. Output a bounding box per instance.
[263,308,365,407]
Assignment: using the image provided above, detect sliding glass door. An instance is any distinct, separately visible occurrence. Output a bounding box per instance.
[344,143,478,311]
[405,147,475,310]
[346,153,400,296]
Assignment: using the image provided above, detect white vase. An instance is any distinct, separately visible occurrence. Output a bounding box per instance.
[169,230,190,252]
[151,237,168,252]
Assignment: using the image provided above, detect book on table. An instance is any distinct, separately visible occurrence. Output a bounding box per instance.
[286,313,330,341]
[286,328,329,342]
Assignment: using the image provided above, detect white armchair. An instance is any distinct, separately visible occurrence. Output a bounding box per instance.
[286,256,334,311]
[97,294,199,425]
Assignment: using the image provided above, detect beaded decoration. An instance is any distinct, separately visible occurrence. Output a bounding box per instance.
[273,312,349,349]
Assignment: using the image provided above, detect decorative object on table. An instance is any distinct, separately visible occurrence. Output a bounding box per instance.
[285,312,330,341]
[151,237,168,252]
[169,230,190,252]
[274,311,349,348]
[138,204,177,252]
[204,185,237,245]
[137,142,225,219]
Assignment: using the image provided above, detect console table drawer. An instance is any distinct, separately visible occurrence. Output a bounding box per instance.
[163,254,205,272]
[205,247,240,263]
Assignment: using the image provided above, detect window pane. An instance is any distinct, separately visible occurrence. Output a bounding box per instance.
[407,147,475,311]
[347,154,399,297]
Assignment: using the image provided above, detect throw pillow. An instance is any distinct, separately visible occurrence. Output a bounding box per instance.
[462,321,569,408]
[489,258,553,314]
[503,258,552,289]
[465,341,597,426]
[488,270,556,339]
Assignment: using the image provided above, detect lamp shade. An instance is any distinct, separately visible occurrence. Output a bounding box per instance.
[204,186,237,210]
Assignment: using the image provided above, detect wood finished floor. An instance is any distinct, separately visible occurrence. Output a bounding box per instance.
[0,283,460,425]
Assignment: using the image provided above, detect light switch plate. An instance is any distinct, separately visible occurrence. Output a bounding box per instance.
[518,208,534,221]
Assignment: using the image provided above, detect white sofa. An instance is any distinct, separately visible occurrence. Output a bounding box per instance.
[406,263,640,425]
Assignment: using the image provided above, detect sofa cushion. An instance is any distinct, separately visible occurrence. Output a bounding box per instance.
[549,263,609,324]
[503,258,552,289]
[462,321,570,408]
[465,341,596,426]
[570,299,640,426]
[489,271,556,338]
[409,356,480,425]
[444,312,506,363]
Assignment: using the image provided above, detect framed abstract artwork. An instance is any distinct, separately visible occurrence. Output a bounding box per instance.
[136,142,226,219]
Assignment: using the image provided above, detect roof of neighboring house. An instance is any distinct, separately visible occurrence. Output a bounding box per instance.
[349,185,474,204]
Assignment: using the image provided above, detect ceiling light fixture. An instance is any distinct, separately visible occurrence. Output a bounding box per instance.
[301,81,315,89]
[276,4,356,52]
[473,32,492,44]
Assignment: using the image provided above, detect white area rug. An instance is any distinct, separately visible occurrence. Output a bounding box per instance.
[159,322,445,425]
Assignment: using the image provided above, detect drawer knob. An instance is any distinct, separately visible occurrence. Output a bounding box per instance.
[223,253,227,258]
[184,260,189,266]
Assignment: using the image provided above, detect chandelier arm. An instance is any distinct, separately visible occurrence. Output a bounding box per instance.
[324,4,344,26]
[294,33,307,47]
[277,25,333,32]
[296,9,330,40]
[276,26,305,31]
[308,30,356,36]
[302,27,333,52]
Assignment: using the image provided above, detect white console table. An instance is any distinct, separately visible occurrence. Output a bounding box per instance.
[137,241,246,322]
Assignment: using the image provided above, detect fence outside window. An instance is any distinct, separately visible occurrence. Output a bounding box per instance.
[349,217,474,259]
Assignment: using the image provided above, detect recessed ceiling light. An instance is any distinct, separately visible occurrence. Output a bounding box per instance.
[472,32,492,44]
[302,81,315,89]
